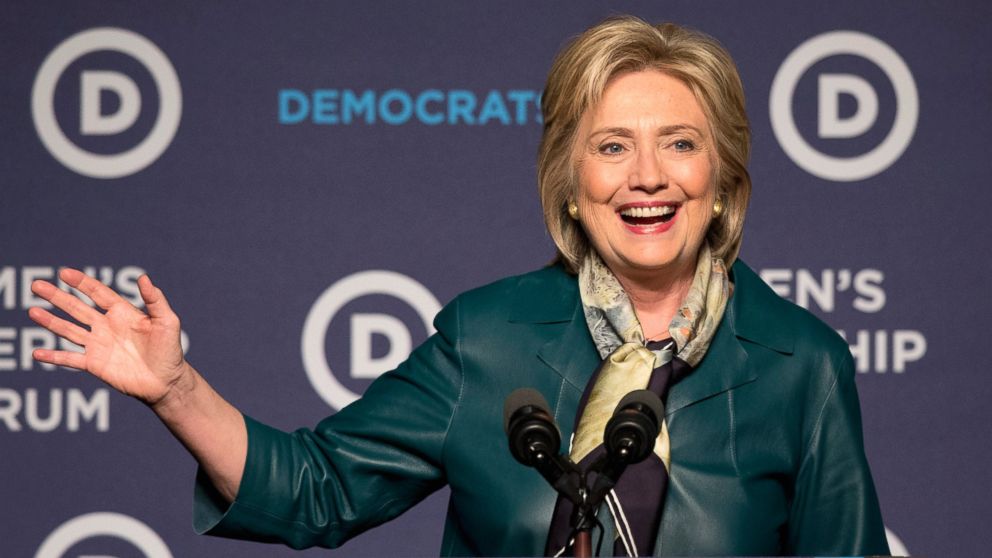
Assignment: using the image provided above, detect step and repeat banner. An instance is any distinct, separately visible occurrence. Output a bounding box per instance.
[2,2,989,557]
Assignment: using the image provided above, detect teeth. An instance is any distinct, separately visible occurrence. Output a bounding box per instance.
[619,205,676,217]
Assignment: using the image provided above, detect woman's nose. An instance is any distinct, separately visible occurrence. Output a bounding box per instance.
[630,149,668,193]
[629,148,667,192]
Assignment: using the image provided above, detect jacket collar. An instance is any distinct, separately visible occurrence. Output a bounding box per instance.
[508,260,794,412]
[506,265,601,391]
[507,264,577,324]
[725,260,795,355]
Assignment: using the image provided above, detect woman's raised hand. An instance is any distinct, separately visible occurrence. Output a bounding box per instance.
[28,268,190,408]
[30,268,247,501]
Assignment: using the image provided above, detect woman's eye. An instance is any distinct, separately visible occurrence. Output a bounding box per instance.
[673,139,695,152]
[600,143,625,155]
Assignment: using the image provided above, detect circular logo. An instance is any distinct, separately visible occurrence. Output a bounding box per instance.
[35,512,172,558]
[32,27,182,179]
[769,31,918,182]
[301,270,442,411]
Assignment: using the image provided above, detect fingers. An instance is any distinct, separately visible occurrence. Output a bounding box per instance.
[28,307,89,347]
[30,278,102,326]
[59,267,124,310]
[29,291,89,370]
[138,274,177,322]
[32,269,177,329]
[32,348,86,371]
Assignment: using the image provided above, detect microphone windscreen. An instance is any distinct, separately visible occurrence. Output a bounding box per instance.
[503,388,550,433]
[615,389,665,425]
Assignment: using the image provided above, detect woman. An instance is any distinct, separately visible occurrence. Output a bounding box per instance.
[27,16,888,557]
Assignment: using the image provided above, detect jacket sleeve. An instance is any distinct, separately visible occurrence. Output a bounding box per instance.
[191,297,464,549]
[786,351,890,556]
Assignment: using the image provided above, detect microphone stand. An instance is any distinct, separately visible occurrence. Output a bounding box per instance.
[569,477,594,558]
[568,391,663,557]
[504,388,662,558]
[569,451,628,558]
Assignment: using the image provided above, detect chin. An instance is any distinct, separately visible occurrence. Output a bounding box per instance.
[618,254,683,275]
[612,245,699,277]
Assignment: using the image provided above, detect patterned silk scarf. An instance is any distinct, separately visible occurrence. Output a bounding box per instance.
[545,245,730,557]
[579,243,729,368]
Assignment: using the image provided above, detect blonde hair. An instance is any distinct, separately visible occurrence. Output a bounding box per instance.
[538,15,751,272]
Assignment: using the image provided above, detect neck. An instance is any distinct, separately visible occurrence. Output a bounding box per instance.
[613,260,697,341]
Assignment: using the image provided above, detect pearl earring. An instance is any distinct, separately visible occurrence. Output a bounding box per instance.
[568,201,579,220]
[712,198,725,219]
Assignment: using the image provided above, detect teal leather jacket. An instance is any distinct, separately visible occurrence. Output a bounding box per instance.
[194,261,889,556]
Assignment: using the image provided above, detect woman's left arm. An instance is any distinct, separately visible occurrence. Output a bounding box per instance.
[786,352,890,556]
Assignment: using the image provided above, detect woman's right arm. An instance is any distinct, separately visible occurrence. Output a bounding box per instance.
[28,268,246,503]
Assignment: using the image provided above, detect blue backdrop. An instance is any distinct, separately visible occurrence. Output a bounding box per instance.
[2,1,990,556]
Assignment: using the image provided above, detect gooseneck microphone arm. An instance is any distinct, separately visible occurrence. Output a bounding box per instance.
[586,389,665,508]
[503,388,583,505]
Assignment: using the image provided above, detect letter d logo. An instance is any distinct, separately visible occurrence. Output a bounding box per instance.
[301,271,441,411]
[769,31,918,182]
[32,28,182,179]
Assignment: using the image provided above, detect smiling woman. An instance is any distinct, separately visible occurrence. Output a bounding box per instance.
[573,70,718,334]
[539,21,751,284]
[28,14,888,557]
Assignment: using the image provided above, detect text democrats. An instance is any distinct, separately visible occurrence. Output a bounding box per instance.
[279,88,542,126]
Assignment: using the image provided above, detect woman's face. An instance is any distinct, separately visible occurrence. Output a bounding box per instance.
[574,69,717,284]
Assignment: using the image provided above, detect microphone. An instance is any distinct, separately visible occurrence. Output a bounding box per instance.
[504,388,582,504]
[587,389,664,506]
[604,389,664,464]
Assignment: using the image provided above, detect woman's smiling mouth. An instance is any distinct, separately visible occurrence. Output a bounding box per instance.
[617,203,679,229]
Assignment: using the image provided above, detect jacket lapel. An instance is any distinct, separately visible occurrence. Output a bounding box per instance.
[666,307,754,414]
[535,302,601,393]
[666,260,795,415]
[507,266,600,409]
